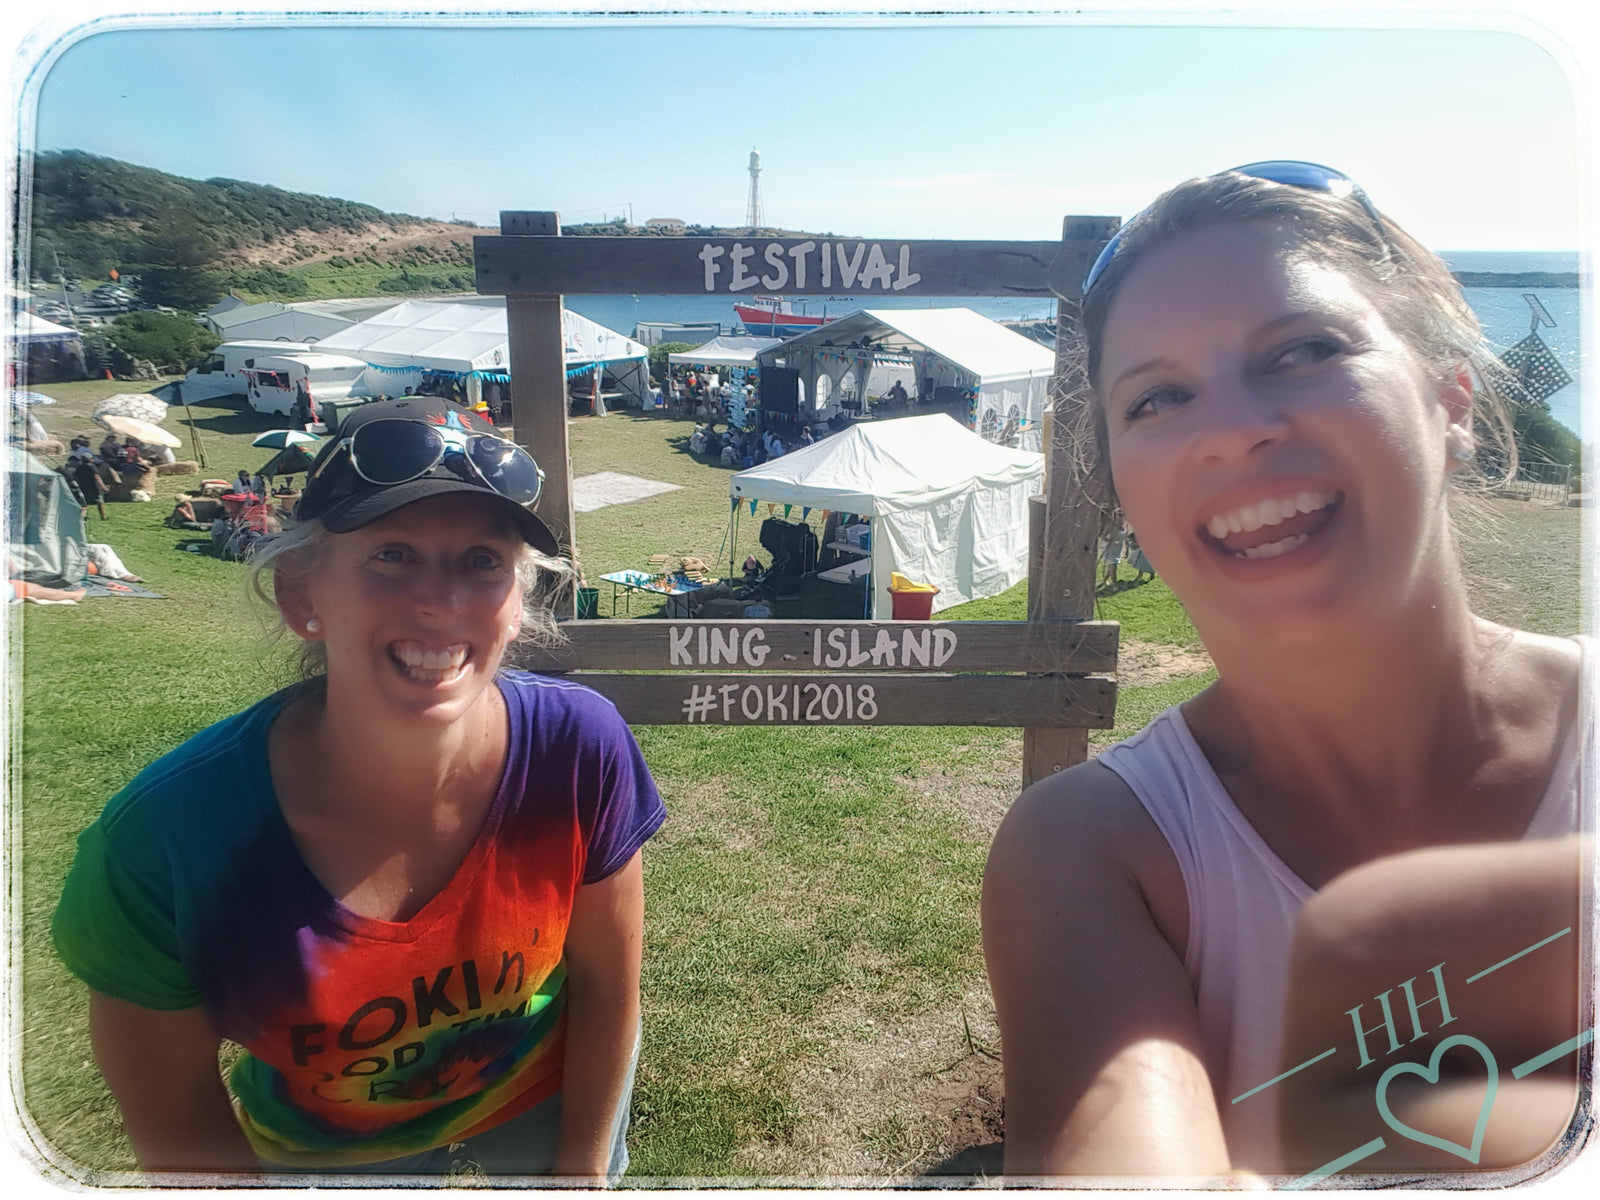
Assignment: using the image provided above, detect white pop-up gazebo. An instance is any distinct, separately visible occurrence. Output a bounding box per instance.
[755,307,1055,450]
[729,413,1043,618]
[316,299,651,406]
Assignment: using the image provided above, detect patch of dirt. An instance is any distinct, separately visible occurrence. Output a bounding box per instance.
[899,734,1023,843]
[221,219,483,269]
[1117,637,1214,685]
[734,978,1005,1183]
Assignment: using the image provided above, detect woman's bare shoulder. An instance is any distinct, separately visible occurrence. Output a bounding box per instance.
[1474,620,1583,731]
[1478,620,1582,678]
[987,758,1189,959]
[994,759,1173,864]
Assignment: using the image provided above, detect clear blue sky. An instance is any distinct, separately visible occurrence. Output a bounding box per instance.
[9,7,1593,251]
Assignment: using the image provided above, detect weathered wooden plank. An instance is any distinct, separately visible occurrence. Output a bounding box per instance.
[476,235,1111,299]
[509,619,1119,674]
[555,673,1116,728]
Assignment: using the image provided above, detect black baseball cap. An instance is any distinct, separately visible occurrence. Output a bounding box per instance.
[296,396,560,556]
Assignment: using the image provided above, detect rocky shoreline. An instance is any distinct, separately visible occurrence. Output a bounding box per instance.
[1452,271,1579,288]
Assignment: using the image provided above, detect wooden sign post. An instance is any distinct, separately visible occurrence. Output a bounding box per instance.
[479,216,1119,783]
[1023,215,1122,785]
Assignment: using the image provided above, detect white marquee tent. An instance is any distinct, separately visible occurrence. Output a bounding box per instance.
[10,312,86,382]
[729,413,1043,618]
[315,299,651,406]
[12,312,83,344]
[756,307,1055,450]
[667,335,782,367]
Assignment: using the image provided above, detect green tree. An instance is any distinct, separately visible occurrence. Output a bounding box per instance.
[649,342,695,382]
[107,311,220,373]
[138,266,229,311]
[1511,399,1581,474]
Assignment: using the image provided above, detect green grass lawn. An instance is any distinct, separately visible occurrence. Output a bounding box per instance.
[11,383,1583,1181]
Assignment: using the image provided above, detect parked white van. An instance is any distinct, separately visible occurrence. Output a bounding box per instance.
[181,340,313,401]
[244,352,368,418]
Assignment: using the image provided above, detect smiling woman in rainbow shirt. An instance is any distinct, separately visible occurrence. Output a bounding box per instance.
[54,396,665,1181]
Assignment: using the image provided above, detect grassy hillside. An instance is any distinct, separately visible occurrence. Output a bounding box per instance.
[26,150,480,306]
[23,151,848,308]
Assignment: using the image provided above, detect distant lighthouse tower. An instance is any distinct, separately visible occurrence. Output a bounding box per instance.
[745,148,764,231]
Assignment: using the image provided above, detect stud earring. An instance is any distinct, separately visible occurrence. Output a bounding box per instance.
[305,617,322,634]
[1447,427,1475,463]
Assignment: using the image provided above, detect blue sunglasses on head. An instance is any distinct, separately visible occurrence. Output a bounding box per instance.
[311,417,545,507]
[1081,160,1384,296]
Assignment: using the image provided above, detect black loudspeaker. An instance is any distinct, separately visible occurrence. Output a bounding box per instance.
[761,367,800,415]
[759,518,819,580]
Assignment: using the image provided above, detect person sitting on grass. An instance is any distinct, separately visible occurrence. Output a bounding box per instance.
[52,396,665,1181]
[982,162,1588,1183]
[169,496,210,532]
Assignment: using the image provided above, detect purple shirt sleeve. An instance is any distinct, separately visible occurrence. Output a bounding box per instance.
[503,672,665,885]
[581,709,666,883]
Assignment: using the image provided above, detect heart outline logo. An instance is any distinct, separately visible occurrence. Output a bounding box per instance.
[1374,1034,1499,1163]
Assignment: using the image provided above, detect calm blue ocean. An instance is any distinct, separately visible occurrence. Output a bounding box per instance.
[563,249,1584,437]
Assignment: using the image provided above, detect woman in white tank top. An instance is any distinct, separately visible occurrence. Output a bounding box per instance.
[982,164,1589,1184]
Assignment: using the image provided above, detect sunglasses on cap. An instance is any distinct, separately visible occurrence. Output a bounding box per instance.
[311,417,545,508]
[1081,160,1384,296]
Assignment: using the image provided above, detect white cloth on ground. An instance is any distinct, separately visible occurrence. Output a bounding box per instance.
[86,543,138,580]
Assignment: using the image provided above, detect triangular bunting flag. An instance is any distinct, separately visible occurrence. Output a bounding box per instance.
[749,499,757,516]
[731,496,739,511]
[766,504,775,516]
[802,507,811,520]
[784,505,792,518]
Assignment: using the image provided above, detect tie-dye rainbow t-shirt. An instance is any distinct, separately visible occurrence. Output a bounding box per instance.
[52,671,665,1168]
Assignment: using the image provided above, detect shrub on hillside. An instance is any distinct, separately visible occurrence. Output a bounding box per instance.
[229,266,310,298]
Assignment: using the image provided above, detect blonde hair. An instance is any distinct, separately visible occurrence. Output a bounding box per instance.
[1068,169,1519,506]
[247,513,574,681]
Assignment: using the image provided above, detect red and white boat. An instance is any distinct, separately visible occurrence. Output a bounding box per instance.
[733,296,839,338]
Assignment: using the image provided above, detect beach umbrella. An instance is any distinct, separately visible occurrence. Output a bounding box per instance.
[259,444,317,477]
[251,429,322,450]
[9,391,55,407]
[93,412,182,447]
[92,392,169,424]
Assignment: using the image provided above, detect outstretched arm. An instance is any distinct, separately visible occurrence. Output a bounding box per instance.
[983,763,1232,1180]
[89,991,258,1172]
[554,850,645,1181]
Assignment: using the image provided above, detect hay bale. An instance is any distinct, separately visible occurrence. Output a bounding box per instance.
[107,464,159,501]
[156,460,201,476]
